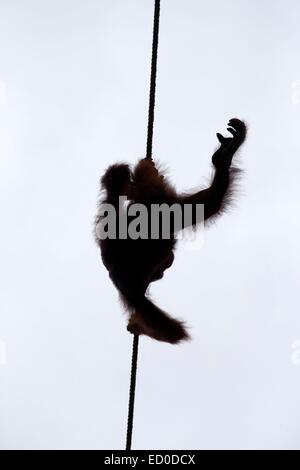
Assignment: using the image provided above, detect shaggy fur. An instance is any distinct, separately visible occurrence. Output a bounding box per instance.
[95,118,247,344]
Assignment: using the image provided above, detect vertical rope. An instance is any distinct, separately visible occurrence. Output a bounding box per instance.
[146,0,161,160]
[126,334,139,451]
[125,0,161,451]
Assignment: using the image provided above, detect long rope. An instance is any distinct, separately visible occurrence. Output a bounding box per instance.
[125,0,161,451]
[146,0,161,160]
[126,334,139,451]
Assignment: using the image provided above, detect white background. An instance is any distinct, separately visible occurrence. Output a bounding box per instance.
[1,0,300,450]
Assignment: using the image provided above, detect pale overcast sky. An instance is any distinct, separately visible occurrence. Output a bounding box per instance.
[1,0,300,450]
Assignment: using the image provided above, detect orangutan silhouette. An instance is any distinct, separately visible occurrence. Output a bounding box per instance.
[95,118,247,344]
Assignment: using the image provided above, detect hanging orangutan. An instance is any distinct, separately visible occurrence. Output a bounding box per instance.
[95,118,247,344]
